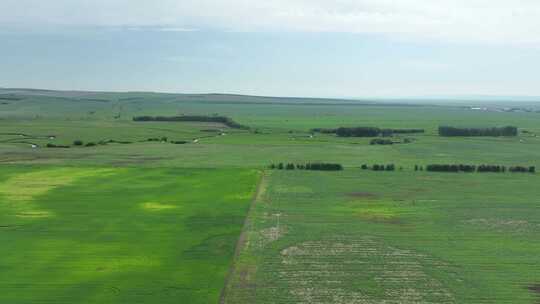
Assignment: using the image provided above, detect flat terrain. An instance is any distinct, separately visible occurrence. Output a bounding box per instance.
[1,89,540,303]
[0,166,259,303]
[225,171,540,303]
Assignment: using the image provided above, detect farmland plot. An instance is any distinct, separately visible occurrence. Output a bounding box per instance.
[0,166,259,304]
[224,171,540,304]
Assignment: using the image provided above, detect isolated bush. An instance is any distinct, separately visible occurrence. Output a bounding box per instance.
[73,140,83,146]
[85,142,96,147]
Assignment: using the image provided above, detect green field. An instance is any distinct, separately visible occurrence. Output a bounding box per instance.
[0,166,259,303]
[1,89,540,303]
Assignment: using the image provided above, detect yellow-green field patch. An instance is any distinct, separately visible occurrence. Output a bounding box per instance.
[141,202,179,211]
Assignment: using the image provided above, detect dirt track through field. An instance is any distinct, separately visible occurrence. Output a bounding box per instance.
[219,171,267,304]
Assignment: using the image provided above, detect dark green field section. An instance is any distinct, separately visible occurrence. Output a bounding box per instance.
[0,167,259,304]
[224,171,540,304]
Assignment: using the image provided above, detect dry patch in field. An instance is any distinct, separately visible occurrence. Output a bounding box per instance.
[528,284,540,303]
[274,185,313,194]
[273,237,455,304]
[463,218,538,232]
[259,225,287,247]
[347,192,378,199]
[529,284,540,294]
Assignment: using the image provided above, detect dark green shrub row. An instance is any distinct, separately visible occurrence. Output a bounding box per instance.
[439,126,517,137]
[312,127,424,137]
[423,164,535,173]
[147,137,168,142]
[270,163,343,171]
[46,143,70,148]
[370,139,394,145]
[133,115,249,129]
[390,129,425,134]
[361,164,396,171]
[100,139,132,145]
[509,166,536,173]
[310,128,338,134]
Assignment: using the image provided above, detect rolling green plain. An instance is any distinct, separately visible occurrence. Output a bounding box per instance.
[1,89,540,303]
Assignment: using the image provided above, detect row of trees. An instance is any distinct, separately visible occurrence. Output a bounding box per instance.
[133,115,249,129]
[268,163,535,173]
[311,127,424,137]
[336,127,424,137]
[361,164,396,171]
[439,126,518,137]
[423,164,535,173]
[269,163,343,171]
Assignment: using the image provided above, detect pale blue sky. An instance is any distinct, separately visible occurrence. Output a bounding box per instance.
[1,1,540,98]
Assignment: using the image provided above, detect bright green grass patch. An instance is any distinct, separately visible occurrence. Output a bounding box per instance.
[0,166,259,304]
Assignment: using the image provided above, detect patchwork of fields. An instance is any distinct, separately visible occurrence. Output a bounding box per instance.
[1,90,540,303]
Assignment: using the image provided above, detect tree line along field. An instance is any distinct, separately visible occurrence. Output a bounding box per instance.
[1,89,540,303]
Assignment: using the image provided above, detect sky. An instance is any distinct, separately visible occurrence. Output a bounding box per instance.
[1,0,540,98]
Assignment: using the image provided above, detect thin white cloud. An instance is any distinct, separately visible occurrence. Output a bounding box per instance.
[157,27,199,32]
[1,0,540,44]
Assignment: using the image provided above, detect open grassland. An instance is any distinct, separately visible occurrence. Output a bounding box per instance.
[2,90,540,303]
[2,98,540,168]
[224,171,540,303]
[0,166,259,304]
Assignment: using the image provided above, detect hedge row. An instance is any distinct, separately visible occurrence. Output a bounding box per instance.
[439,126,517,137]
[311,127,424,137]
[361,164,396,171]
[133,115,249,129]
[423,164,535,173]
[269,163,343,171]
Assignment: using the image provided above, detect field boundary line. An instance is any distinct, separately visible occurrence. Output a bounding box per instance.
[219,170,266,304]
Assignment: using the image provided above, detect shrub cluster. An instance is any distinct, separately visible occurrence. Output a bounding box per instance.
[335,127,381,137]
[509,166,536,173]
[133,115,249,129]
[336,127,424,137]
[270,163,343,171]
[310,128,338,134]
[361,164,396,171]
[370,138,394,145]
[439,126,517,137]
[312,127,424,137]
